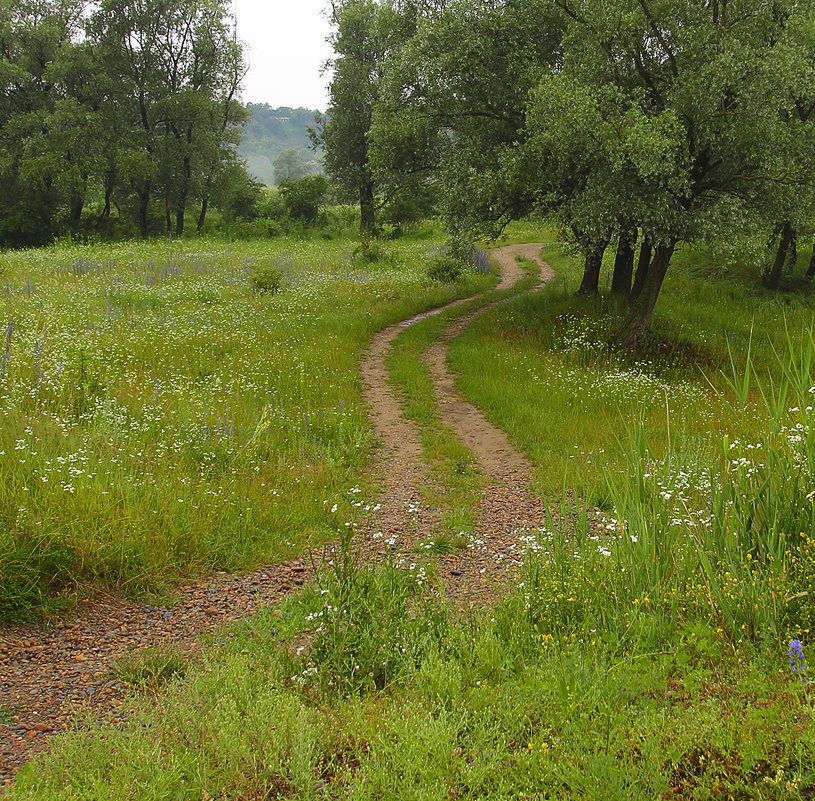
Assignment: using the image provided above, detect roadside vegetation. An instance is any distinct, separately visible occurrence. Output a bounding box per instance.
[10,235,815,800]
[0,228,494,621]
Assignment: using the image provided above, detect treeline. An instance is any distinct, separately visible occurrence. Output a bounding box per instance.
[317,0,815,344]
[0,0,250,247]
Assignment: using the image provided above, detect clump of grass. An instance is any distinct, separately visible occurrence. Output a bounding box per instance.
[427,254,463,283]
[274,530,448,699]
[247,264,284,295]
[0,704,18,725]
[110,645,189,692]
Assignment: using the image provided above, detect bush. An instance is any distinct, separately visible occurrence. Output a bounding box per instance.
[248,264,284,295]
[427,255,463,282]
[279,175,329,224]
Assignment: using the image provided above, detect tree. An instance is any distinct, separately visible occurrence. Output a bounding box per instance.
[272,148,313,184]
[314,0,416,234]
[527,0,815,345]
[0,0,88,245]
[370,0,565,243]
[88,0,245,237]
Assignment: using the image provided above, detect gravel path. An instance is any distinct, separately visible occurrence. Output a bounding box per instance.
[0,243,553,786]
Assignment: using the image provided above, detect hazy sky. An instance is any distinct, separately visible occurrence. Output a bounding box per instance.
[234,0,334,111]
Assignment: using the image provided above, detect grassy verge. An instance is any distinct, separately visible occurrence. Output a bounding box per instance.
[0,234,492,620]
[449,238,815,504]
[11,531,815,800]
[9,236,815,799]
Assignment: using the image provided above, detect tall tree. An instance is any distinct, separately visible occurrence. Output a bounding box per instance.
[528,0,815,345]
[0,0,87,245]
[89,0,244,237]
[370,0,565,243]
[314,0,416,234]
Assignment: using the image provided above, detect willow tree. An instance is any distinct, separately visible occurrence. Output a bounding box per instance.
[370,0,565,243]
[314,0,417,234]
[523,0,815,346]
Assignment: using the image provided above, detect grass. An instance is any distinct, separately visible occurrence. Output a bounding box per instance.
[0,233,493,621]
[9,226,815,798]
[449,237,815,504]
[109,645,190,692]
[10,532,815,799]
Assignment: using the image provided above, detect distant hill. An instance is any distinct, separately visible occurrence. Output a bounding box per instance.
[238,104,323,186]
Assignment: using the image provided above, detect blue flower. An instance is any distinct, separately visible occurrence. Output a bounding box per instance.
[788,640,808,683]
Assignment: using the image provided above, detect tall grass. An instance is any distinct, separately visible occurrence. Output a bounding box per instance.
[0,235,492,620]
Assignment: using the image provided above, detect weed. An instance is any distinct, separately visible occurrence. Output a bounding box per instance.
[413,532,468,554]
[247,264,284,295]
[110,645,188,691]
[427,255,463,283]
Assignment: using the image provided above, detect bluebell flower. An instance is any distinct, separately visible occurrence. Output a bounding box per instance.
[788,639,807,682]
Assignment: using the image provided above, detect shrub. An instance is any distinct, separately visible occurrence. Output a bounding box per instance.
[279,175,329,224]
[427,255,463,282]
[248,264,284,295]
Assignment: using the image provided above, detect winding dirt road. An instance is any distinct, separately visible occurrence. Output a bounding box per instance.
[0,243,553,786]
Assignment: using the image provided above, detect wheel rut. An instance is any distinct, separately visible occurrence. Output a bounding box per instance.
[0,242,553,786]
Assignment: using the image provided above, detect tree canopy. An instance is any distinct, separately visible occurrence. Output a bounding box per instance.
[347,0,815,344]
[0,0,247,244]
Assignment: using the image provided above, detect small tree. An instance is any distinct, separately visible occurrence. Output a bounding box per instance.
[279,175,328,224]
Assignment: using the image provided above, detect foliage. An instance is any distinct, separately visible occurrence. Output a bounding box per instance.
[0,233,494,620]
[109,646,189,692]
[314,0,418,234]
[0,0,247,245]
[278,175,329,224]
[247,264,284,295]
[272,147,317,185]
[427,255,463,283]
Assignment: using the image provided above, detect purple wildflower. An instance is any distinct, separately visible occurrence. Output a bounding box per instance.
[788,639,807,682]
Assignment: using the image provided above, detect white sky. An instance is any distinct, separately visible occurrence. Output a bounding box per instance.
[234,0,334,111]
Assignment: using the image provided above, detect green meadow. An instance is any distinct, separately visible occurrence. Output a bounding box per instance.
[0,232,493,620]
[8,229,815,799]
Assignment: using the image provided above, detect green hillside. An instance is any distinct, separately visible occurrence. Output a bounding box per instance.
[238,104,323,185]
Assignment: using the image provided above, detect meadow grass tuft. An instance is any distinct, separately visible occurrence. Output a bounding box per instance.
[109,645,189,692]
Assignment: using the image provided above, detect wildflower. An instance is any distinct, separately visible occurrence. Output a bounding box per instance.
[788,639,807,682]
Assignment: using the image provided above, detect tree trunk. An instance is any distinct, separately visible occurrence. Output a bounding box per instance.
[138,187,150,239]
[165,195,173,236]
[69,194,84,227]
[197,197,209,235]
[611,227,638,296]
[631,238,652,300]
[807,246,815,279]
[785,232,797,274]
[576,235,610,295]
[176,154,190,237]
[613,242,676,348]
[763,222,793,290]
[102,173,114,220]
[360,180,376,234]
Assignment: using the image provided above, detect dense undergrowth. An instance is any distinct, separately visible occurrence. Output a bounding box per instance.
[0,231,493,621]
[8,228,815,798]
